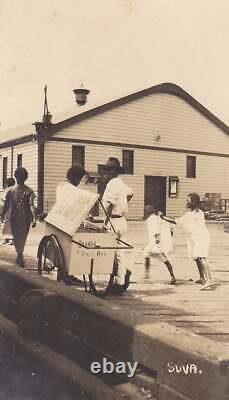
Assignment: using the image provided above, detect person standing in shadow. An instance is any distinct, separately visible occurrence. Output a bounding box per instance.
[1,167,36,267]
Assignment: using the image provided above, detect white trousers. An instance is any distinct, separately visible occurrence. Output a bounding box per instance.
[108,217,133,282]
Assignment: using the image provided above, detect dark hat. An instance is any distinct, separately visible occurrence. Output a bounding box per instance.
[104,157,124,173]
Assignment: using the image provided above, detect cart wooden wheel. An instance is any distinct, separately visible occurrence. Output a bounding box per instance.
[88,259,115,297]
[37,234,66,281]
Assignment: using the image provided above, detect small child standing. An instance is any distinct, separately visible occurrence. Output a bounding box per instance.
[144,205,176,285]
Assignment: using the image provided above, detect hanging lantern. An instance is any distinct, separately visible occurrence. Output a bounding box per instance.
[73,87,90,106]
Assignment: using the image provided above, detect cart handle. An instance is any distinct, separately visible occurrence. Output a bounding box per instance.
[97,198,133,249]
[72,239,133,250]
[98,198,117,234]
[117,238,134,248]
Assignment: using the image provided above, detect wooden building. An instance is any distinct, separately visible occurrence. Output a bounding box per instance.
[1,82,229,219]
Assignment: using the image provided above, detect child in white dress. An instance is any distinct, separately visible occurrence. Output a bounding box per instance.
[161,193,213,290]
[144,205,176,285]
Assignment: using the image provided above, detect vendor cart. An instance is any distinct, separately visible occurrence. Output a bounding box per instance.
[37,186,133,296]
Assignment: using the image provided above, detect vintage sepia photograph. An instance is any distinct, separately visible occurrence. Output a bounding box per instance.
[0,1,229,399]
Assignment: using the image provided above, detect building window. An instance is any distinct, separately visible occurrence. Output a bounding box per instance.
[122,150,134,174]
[186,156,196,178]
[17,154,23,168]
[2,157,8,188]
[72,146,85,168]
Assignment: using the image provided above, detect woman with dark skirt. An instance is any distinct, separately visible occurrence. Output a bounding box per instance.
[1,167,36,267]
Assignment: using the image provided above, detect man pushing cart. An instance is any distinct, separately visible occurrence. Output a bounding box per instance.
[37,164,133,296]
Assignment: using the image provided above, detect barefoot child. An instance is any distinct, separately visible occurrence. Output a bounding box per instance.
[144,205,176,285]
[161,192,213,290]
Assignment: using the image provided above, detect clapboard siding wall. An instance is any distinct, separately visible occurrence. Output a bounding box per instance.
[0,148,11,191]
[0,142,38,194]
[43,142,123,212]
[13,143,38,195]
[41,90,229,218]
[44,140,229,218]
[2,85,229,218]
[53,93,229,154]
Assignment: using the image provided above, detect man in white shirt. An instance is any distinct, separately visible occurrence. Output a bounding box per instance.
[102,157,133,235]
[102,157,133,285]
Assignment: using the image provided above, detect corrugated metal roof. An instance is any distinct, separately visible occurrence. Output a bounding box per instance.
[51,99,107,124]
[1,83,229,147]
[0,98,111,146]
[0,122,35,146]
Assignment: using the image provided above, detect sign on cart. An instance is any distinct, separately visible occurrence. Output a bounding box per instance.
[45,186,98,236]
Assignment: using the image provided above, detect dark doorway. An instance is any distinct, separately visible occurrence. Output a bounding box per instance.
[144,176,166,214]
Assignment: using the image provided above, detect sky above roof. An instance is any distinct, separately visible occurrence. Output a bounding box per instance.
[0,0,229,133]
